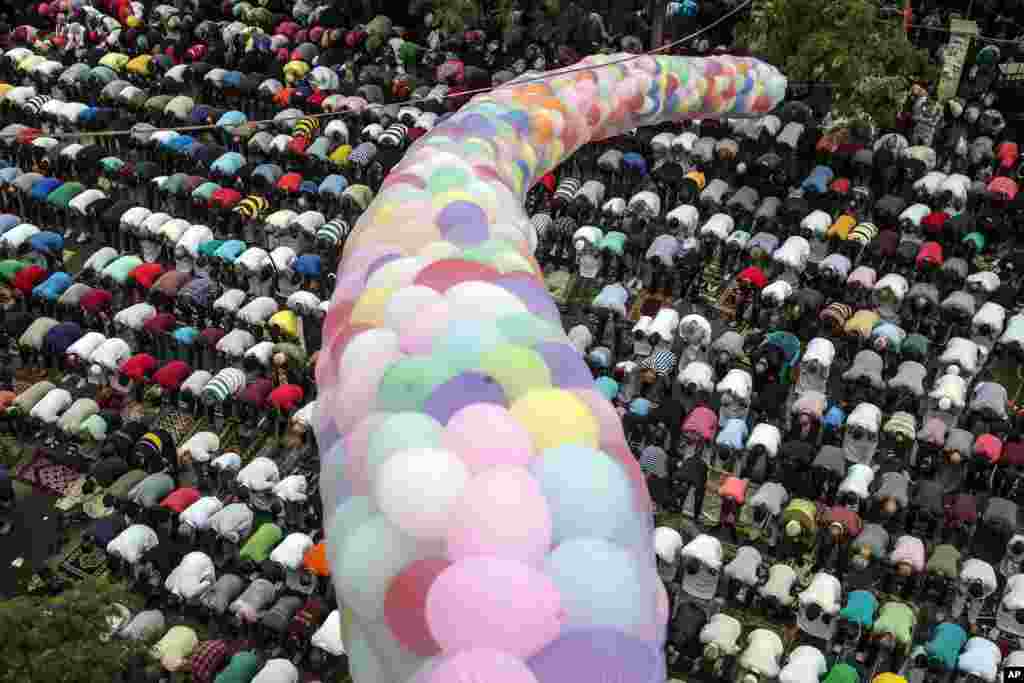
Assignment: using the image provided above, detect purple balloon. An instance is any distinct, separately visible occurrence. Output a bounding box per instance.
[457,113,498,138]
[423,371,508,424]
[436,201,489,246]
[528,629,663,683]
[534,342,594,388]
[493,274,561,323]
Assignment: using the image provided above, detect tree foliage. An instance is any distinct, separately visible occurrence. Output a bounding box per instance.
[735,0,937,128]
[0,577,155,683]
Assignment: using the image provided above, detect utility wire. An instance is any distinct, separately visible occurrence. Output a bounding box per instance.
[0,0,760,141]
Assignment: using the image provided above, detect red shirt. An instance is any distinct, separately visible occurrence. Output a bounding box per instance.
[143,313,177,335]
[240,378,274,407]
[153,361,191,389]
[160,487,200,514]
[129,263,165,290]
[269,384,304,412]
[210,188,242,210]
[12,265,47,295]
[119,353,157,381]
[79,288,113,313]
[277,173,303,194]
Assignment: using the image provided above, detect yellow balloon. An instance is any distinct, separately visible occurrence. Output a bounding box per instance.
[510,388,599,452]
[351,286,398,327]
[479,344,552,401]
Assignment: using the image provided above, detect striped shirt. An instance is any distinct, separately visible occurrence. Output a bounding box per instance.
[640,350,678,377]
[24,95,52,115]
[641,446,669,477]
[233,195,269,221]
[201,367,246,404]
[554,177,582,205]
[378,123,408,148]
[293,117,320,140]
[316,218,348,247]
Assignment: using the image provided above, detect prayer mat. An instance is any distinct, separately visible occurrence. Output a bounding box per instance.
[155,408,198,446]
[14,452,80,497]
[56,539,109,584]
[54,475,89,511]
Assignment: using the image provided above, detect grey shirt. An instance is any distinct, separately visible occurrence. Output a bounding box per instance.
[876,472,911,509]
[129,474,175,508]
[208,503,254,544]
[119,609,166,641]
[202,574,246,615]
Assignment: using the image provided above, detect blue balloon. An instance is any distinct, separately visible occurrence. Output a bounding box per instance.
[546,537,651,630]
[433,317,506,372]
[529,444,634,543]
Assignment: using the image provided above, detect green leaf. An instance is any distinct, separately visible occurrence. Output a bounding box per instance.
[737,0,936,128]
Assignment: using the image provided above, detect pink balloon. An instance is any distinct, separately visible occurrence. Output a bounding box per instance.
[442,404,534,474]
[335,331,404,431]
[426,556,564,658]
[400,299,452,355]
[638,577,671,643]
[446,466,552,564]
[427,649,539,683]
[343,413,390,496]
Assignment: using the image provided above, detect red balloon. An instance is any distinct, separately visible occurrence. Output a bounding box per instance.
[384,558,452,656]
[413,259,500,293]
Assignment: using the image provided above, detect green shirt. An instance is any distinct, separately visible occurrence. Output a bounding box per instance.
[238,523,283,564]
[215,651,262,683]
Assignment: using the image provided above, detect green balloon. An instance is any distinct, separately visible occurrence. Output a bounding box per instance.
[495,312,565,346]
[328,495,376,543]
[376,357,455,412]
[365,412,444,474]
[427,166,470,194]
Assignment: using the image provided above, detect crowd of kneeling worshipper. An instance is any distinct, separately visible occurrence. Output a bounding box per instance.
[2,0,1024,681]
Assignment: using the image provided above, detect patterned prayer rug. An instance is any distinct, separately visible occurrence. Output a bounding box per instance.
[14,451,80,497]
[55,539,109,584]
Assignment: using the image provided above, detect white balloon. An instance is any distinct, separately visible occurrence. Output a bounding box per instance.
[383,285,444,333]
[374,447,469,540]
[339,328,401,383]
[445,281,528,319]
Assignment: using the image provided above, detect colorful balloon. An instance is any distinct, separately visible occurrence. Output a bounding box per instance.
[427,649,540,683]
[374,447,469,540]
[446,466,552,563]
[425,555,564,658]
[530,444,636,544]
[319,53,787,682]
[546,537,652,631]
[384,558,452,656]
[527,628,663,683]
[510,389,600,452]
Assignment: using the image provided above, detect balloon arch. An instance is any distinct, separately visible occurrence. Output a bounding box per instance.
[315,53,787,683]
